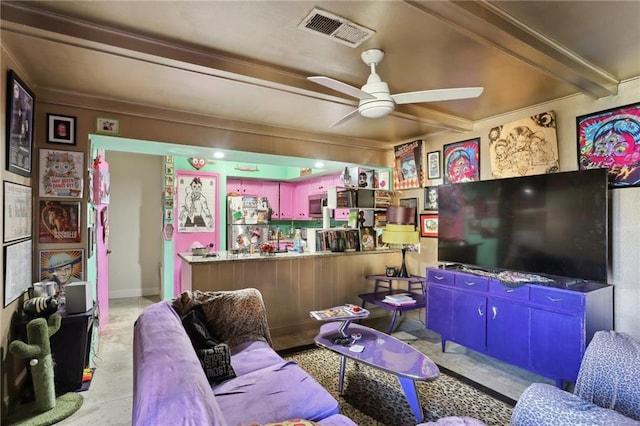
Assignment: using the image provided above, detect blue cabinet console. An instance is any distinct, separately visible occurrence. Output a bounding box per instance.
[426,267,613,388]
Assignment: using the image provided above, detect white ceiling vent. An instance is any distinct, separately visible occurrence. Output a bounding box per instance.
[298,7,374,48]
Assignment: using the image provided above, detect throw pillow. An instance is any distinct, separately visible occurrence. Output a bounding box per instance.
[181,305,218,350]
[197,343,236,383]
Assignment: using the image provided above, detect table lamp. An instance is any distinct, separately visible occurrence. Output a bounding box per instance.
[382,206,419,278]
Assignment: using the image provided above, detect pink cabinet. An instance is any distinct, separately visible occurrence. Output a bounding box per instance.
[279,182,294,219]
[262,182,280,218]
[293,181,310,219]
[227,179,262,195]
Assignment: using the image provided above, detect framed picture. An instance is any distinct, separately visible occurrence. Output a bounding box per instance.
[443,138,481,184]
[177,172,217,233]
[96,117,120,135]
[47,113,76,145]
[488,111,559,178]
[577,102,640,189]
[40,249,84,286]
[5,69,35,177]
[39,149,84,198]
[3,181,32,242]
[39,200,81,243]
[87,226,95,259]
[393,140,424,189]
[4,239,32,307]
[399,197,418,227]
[420,214,438,238]
[359,226,376,251]
[427,151,441,180]
[424,185,439,211]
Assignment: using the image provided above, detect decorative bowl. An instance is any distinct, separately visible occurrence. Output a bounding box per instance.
[191,247,210,256]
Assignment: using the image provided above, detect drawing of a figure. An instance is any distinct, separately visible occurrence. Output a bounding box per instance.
[489,112,559,178]
[179,177,213,229]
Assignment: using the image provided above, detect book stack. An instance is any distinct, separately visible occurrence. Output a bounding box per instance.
[383,293,416,306]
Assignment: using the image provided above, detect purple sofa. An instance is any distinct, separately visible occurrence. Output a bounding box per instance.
[132,291,356,426]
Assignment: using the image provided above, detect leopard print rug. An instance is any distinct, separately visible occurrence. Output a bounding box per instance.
[283,348,513,426]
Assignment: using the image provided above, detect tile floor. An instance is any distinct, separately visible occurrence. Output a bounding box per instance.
[57,297,553,425]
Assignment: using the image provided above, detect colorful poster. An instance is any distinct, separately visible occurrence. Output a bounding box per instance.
[443,138,481,183]
[577,103,640,188]
[39,149,84,198]
[393,140,423,189]
[39,249,84,300]
[39,200,81,243]
[488,111,559,178]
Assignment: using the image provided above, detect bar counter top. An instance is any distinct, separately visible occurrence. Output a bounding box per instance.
[178,248,397,264]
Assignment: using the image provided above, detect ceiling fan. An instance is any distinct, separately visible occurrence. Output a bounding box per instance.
[308,49,483,127]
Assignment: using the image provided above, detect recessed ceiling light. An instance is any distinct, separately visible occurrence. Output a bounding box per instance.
[314,161,324,168]
[213,152,225,159]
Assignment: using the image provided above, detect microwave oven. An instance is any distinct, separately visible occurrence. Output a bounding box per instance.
[308,193,327,217]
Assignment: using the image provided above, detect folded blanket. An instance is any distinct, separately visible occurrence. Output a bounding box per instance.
[173,288,273,347]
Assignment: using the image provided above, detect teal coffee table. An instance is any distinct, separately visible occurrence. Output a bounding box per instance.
[314,321,440,422]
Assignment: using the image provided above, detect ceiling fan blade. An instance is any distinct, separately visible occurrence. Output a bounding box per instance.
[308,76,376,100]
[330,108,360,127]
[391,87,484,105]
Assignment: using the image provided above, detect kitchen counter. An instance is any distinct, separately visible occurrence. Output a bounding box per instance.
[178,249,403,349]
[178,249,393,263]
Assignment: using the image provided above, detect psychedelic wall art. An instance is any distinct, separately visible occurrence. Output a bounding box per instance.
[488,111,559,178]
[577,103,640,189]
[443,138,480,184]
[393,140,423,189]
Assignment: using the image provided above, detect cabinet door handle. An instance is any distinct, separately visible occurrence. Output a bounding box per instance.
[477,305,484,316]
[465,281,476,286]
[492,306,498,319]
[505,289,515,293]
[434,275,444,281]
[547,296,563,302]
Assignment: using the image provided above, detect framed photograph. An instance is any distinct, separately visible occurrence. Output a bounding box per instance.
[359,226,376,251]
[96,117,120,135]
[39,200,81,243]
[87,226,95,259]
[47,113,76,145]
[399,197,418,227]
[424,185,439,211]
[4,239,32,307]
[427,150,441,180]
[6,69,35,177]
[443,138,481,184]
[3,181,32,242]
[40,249,84,286]
[420,214,438,238]
[39,149,84,198]
[577,102,640,189]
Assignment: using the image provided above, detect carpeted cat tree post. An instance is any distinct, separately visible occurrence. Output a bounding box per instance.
[7,313,83,426]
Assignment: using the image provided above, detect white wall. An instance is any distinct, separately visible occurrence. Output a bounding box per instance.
[420,77,640,340]
[106,151,163,298]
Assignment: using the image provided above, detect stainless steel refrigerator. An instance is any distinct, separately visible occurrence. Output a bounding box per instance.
[227,195,270,251]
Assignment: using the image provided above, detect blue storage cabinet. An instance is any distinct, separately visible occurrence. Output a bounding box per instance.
[426,267,613,388]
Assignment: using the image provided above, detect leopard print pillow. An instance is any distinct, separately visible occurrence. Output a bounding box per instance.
[173,288,272,348]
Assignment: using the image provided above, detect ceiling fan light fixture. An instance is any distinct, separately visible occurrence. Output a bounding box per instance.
[359,100,394,118]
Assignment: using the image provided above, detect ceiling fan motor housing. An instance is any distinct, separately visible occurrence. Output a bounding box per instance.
[359,81,394,118]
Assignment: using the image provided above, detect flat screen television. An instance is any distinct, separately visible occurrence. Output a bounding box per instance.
[437,169,609,282]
